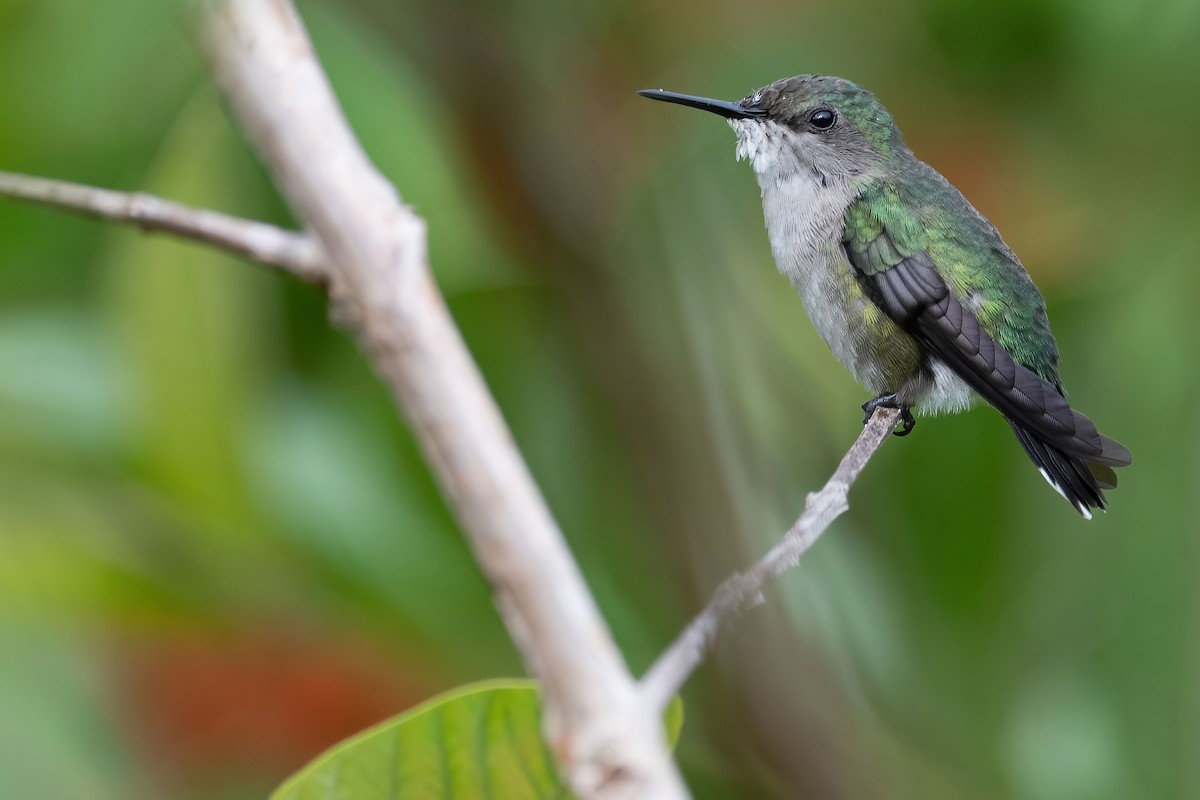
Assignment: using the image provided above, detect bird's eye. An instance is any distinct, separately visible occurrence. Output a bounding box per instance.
[809,109,837,131]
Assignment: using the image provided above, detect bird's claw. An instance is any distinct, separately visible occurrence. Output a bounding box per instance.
[862,393,915,436]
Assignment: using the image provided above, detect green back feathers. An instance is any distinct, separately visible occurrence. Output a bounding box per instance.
[843,163,1061,383]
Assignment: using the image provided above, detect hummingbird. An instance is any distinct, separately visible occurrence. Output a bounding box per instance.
[638,75,1131,517]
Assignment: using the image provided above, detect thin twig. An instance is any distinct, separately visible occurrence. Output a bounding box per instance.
[198,2,688,798]
[0,170,327,284]
[640,406,902,713]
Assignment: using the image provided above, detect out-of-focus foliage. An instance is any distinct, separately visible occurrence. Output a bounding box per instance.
[0,0,1196,798]
[271,680,684,800]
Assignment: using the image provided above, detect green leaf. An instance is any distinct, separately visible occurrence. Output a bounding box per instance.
[271,679,683,800]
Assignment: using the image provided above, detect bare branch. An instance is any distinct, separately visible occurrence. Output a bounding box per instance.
[197,2,688,797]
[640,406,902,713]
[0,170,327,284]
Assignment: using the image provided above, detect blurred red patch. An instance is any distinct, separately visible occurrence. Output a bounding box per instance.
[114,626,431,791]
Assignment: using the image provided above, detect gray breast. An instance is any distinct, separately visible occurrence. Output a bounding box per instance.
[758,168,900,393]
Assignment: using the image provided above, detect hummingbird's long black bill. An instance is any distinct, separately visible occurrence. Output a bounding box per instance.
[637,89,766,119]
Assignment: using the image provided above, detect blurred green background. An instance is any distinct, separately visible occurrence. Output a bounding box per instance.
[1,0,1197,797]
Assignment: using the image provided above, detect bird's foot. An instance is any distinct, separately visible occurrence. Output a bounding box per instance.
[862,393,916,437]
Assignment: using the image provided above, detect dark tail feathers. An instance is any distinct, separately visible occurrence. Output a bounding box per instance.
[1008,420,1132,519]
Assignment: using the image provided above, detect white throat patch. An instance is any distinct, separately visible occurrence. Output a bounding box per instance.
[729,119,795,178]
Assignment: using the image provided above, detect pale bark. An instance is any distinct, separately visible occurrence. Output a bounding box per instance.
[640,407,901,713]
[0,170,325,283]
[197,1,688,797]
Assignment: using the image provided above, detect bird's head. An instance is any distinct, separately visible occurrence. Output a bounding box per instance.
[639,75,903,184]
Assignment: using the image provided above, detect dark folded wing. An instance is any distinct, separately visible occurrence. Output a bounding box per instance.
[849,243,1130,468]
